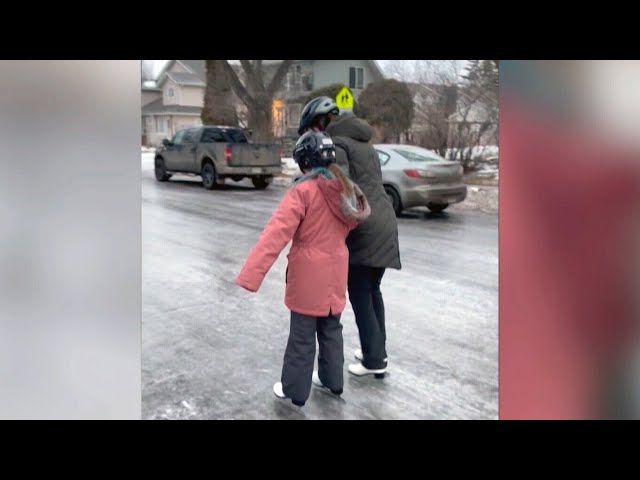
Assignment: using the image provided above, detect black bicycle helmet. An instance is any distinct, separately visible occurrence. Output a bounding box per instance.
[293,131,337,171]
[297,96,340,135]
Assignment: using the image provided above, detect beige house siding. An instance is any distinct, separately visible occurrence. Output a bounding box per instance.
[142,90,161,106]
[180,86,204,107]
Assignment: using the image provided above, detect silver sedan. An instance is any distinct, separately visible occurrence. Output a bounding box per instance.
[375,144,467,215]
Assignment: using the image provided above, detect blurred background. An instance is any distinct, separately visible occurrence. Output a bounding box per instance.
[500,60,640,419]
[0,61,141,419]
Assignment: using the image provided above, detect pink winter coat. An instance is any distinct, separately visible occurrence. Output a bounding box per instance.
[236,175,370,317]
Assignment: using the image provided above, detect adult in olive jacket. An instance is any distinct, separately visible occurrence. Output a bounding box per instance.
[326,111,401,376]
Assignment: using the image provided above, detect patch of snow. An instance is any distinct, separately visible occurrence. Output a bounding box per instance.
[445,145,499,161]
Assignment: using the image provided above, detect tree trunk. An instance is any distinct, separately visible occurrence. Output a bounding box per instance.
[202,60,238,126]
[247,94,273,143]
[222,60,294,143]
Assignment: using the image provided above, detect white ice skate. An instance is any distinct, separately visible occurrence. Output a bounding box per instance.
[312,371,343,396]
[273,382,305,407]
[348,362,387,378]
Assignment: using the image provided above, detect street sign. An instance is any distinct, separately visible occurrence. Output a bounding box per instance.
[336,86,354,110]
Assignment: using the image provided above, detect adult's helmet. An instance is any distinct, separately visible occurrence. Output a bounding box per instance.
[297,96,339,135]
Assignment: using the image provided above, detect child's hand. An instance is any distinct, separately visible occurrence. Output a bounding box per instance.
[235,276,258,293]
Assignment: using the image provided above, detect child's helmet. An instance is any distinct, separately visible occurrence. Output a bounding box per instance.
[298,96,340,135]
[293,131,337,171]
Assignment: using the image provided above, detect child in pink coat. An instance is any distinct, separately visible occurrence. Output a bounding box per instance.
[236,131,370,407]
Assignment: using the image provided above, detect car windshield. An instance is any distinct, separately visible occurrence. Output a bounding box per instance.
[393,148,444,163]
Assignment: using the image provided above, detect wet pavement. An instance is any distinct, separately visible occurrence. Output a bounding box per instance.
[141,154,498,419]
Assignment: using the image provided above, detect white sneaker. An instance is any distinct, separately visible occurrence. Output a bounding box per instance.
[354,349,388,363]
[348,362,387,378]
[312,371,343,395]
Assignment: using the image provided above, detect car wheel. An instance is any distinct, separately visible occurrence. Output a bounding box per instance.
[201,161,217,190]
[252,177,269,190]
[155,157,171,182]
[428,204,449,213]
[384,186,402,216]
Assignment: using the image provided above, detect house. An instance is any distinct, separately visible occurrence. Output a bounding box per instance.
[269,60,384,136]
[141,84,162,146]
[142,60,206,146]
[141,60,385,145]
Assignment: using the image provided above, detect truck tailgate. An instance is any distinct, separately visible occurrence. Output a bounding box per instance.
[227,144,281,167]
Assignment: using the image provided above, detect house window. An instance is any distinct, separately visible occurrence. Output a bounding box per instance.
[349,67,364,89]
[286,72,293,91]
[302,74,313,91]
[155,117,168,133]
[168,88,174,97]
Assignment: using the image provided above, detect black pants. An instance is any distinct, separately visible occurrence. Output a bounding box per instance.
[281,311,344,404]
[348,265,387,370]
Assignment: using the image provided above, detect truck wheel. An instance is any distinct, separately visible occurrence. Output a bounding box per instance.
[428,204,449,213]
[155,157,171,182]
[201,161,218,190]
[252,177,269,190]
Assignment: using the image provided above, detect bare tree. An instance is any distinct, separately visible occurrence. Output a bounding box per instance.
[412,60,498,171]
[201,60,238,126]
[415,60,463,85]
[221,60,294,142]
[411,61,460,156]
[380,60,464,84]
[448,60,499,169]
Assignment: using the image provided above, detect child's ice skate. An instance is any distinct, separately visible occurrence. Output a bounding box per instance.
[311,371,343,396]
[273,382,305,407]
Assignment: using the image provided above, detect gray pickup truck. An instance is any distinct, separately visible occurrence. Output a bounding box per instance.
[154,126,282,190]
